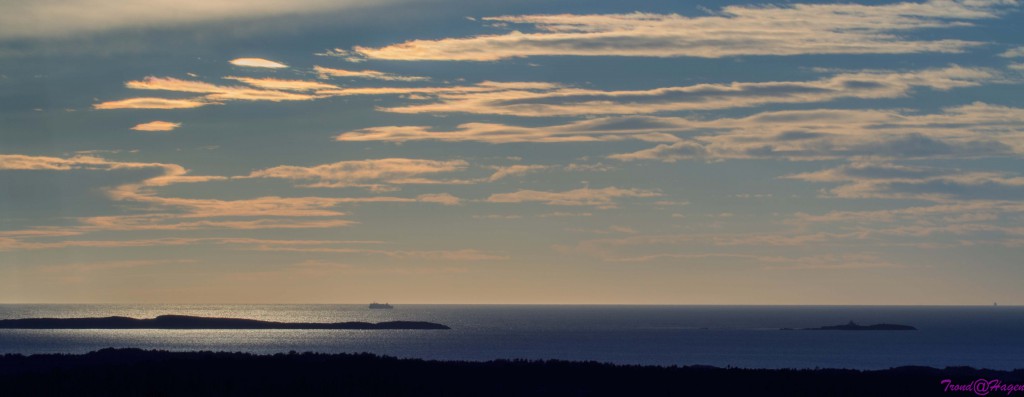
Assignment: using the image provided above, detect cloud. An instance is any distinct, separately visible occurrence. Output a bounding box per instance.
[7,156,364,219]
[130,120,180,132]
[0,155,224,190]
[229,58,288,68]
[0,237,203,251]
[34,259,196,274]
[0,154,357,223]
[487,186,660,207]
[567,226,639,235]
[314,48,366,63]
[96,77,558,111]
[784,161,1024,201]
[473,214,523,220]
[793,201,1024,224]
[415,193,461,206]
[224,76,338,91]
[538,212,593,218]
[351,1,1015,61]
[554,231,877,264]
[245,245,508,261]
[0,154,468,254]
[76,215,356,231]
[609,141,706,162]
[785,199,1024,250]
[313,80,561,98]
[378,66,999,116]
[760,255,899,271]
[593,251,898,270]
[244,158,469,189]
[0,237,378,252]
[93,97,210,110]
[0,154,106,170]
[613,102,1024,161]
[336,118,682,144]
[341,101,1024,163]
[487,165,549,181]
[314,66,428,82]
[0,0,400,40]
[1000,46,1024,58]
[123,76,320,102]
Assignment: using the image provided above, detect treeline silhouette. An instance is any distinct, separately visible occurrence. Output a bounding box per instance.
[0,348,1020,396]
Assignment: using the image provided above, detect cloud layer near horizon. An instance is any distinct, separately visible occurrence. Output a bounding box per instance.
[0,0,398,40]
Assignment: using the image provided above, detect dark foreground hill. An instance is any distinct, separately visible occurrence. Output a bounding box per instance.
[0,348,1021,397]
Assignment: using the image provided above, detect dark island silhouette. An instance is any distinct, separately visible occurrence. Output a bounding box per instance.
[0,315,449,330]
[782,321,917,331]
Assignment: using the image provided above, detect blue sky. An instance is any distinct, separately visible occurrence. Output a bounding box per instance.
[1,0,1022,304]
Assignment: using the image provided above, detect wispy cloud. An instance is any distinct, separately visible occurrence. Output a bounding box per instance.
[243,245,507,261]
[0,237,374,252]
[244,158,470,189]
[1000,46,1024,58]
[313,81,560,98]
[608,102,1024,162]
[95,76,326,109]
[609,141,705,162]
[336,118,682,144]
[554,232,881,264]
[487,165,549,181]
[340,101,1024,163]
[131,120,181,132]
[224,76,338,91]
[793,201,1024,225]
[487,186,660,207]
[378,66,999,116]
[351,1,1015,61]
[95,77,561,110]
[76,215,356,231]
[0,154,355,229]
[416,193,462,206]
[125,76,320,102]
[0,154,475,254]
[783,161,1024,202]
[314,66,428,82]
[538,212,593,218]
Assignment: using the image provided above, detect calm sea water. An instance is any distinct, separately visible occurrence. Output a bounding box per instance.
[0,305,1021,370]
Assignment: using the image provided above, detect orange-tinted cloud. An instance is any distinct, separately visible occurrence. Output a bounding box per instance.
[245,158,469,189]
[93,97,210,110]
[379,66,997,116]
[125,76,320,102]
[487,186,660,207]
[229,58,288,68]
[131,121,181,132]
[224,76,338,91]
[314,66,428,81]
[352,2,1013,61]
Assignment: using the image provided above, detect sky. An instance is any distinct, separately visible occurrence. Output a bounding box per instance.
[0,0,1022,304]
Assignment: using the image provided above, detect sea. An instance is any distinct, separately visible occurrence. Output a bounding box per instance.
[1,304,1021,370]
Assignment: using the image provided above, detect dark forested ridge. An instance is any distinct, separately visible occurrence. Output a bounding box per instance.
[1,349,1020,396]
